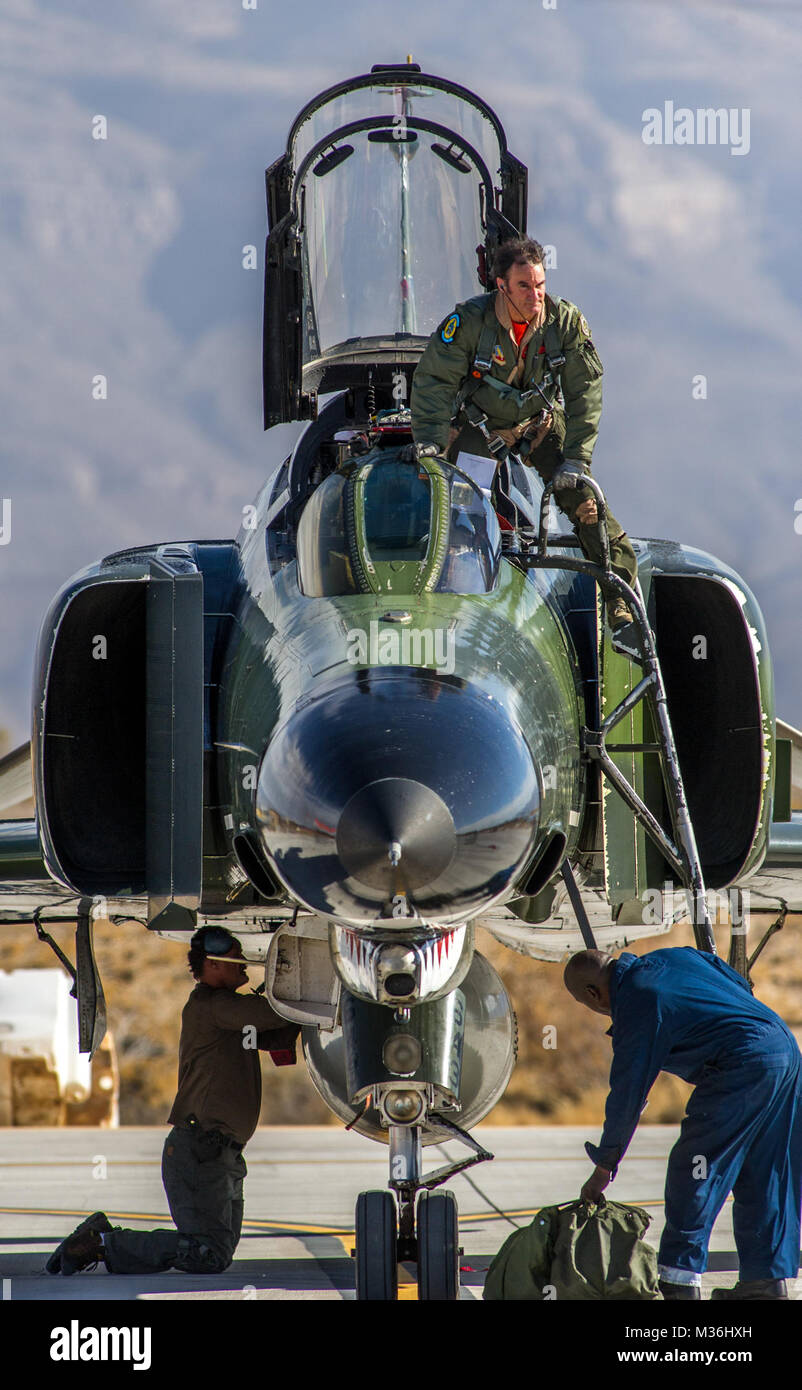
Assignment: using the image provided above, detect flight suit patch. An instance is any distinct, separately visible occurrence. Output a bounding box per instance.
[441,314,460,343]
[492,344,506,365]
[579,313,591,338]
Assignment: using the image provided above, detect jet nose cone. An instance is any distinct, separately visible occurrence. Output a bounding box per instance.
[256,671,540,925]
[336,778,455,892]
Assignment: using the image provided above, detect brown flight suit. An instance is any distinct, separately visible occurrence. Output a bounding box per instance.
[101,984,297,1275]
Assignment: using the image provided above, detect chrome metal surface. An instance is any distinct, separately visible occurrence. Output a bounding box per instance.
[302,950,516,1145]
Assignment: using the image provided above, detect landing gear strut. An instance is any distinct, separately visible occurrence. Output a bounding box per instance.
[353,1118,492,1301]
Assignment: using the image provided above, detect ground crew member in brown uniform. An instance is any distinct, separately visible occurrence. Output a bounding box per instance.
[46,926,299,1277]
[410,237,640,655]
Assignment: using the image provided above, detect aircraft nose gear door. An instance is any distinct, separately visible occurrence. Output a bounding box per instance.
[34,899,107,1058]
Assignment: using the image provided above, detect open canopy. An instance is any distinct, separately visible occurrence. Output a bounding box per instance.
[263,64,527,426]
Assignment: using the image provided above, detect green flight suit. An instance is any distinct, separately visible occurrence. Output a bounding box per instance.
[410,291,637,590]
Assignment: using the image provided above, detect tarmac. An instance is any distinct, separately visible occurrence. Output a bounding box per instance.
[0,1125,798,1301]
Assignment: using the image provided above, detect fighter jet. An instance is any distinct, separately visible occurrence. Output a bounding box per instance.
[2,63,801,1300]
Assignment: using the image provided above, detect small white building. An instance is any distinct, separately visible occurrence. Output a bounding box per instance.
[0,969,117,1126]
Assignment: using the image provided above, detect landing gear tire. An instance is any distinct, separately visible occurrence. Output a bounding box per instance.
[416,1190,459,1301]
[355,1190,398,1301]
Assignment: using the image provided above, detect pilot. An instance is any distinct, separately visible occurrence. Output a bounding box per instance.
[46,926,299,1278]
[410,236,641,657]
[564,946,802,1301]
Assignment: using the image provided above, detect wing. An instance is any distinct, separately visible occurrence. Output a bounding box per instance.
[478,881,675,962]
[0,742,54,918]
[0,742,33,813]
[0,742,142,922]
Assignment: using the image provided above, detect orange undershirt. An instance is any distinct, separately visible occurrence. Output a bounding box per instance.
[510,319,528,349]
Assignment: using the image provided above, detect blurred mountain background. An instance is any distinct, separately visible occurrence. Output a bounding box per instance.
[1,0,801,737]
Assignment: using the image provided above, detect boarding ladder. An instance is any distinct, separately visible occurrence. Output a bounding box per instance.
[516,475,716,955]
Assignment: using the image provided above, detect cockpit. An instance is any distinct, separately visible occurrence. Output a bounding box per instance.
[263,64,526,425]
[261,67,529,591]
[296,450,501,597]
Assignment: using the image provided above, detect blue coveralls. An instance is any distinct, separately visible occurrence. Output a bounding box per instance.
[585,948,802,1288]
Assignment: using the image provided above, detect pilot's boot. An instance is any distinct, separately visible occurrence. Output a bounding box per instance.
[710,1279,789,1300]
[606,597,644,664]
[46,1211,112,1275]
[606,596,634,630]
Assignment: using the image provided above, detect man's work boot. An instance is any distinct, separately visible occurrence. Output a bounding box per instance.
[659,1279,701,1301]
[46,1211,112,1275]
[606,596,633,630]
[710,1279,789,1300]
[606,598,644,664]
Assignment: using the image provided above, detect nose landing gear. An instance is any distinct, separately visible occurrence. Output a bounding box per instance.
[354,1190,398,1301]
[416,1190,459,1301]
[353,1117,491,1301]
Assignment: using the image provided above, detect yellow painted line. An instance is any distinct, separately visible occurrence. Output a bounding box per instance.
[0,1162,162,1168]
[398,1262,418,1299]
[0,1207,351,1234]
[0,1156,687,1168]
[0,1160,380,1169]
[0,1159,385,1169]
[4,1197,736,1235]
[240,1218,350,1233]
[0,1207,175,1223]
[458,1196,733,1223]
[458,1205,667,1223]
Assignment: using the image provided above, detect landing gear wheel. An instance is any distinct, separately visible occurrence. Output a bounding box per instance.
[355,1190,398,1301]
[416,1190,459,1301]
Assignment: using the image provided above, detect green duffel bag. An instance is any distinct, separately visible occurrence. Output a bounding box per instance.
[483,1198,662,1301]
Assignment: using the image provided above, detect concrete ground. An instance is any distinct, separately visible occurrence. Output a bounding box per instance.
[0,1125,798,1301]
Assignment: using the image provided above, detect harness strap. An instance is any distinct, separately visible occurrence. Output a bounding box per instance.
[451,307,568,472]
[543,318,566,405]
[455,308,566,421]
[453,314,499,416]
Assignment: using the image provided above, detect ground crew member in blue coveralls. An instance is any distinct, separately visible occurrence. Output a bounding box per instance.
[564,947,802,1300]
[46,926,299,1277]
[410,236,641,658]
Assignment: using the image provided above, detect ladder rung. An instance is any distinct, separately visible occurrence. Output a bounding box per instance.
[606,743,663,753]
